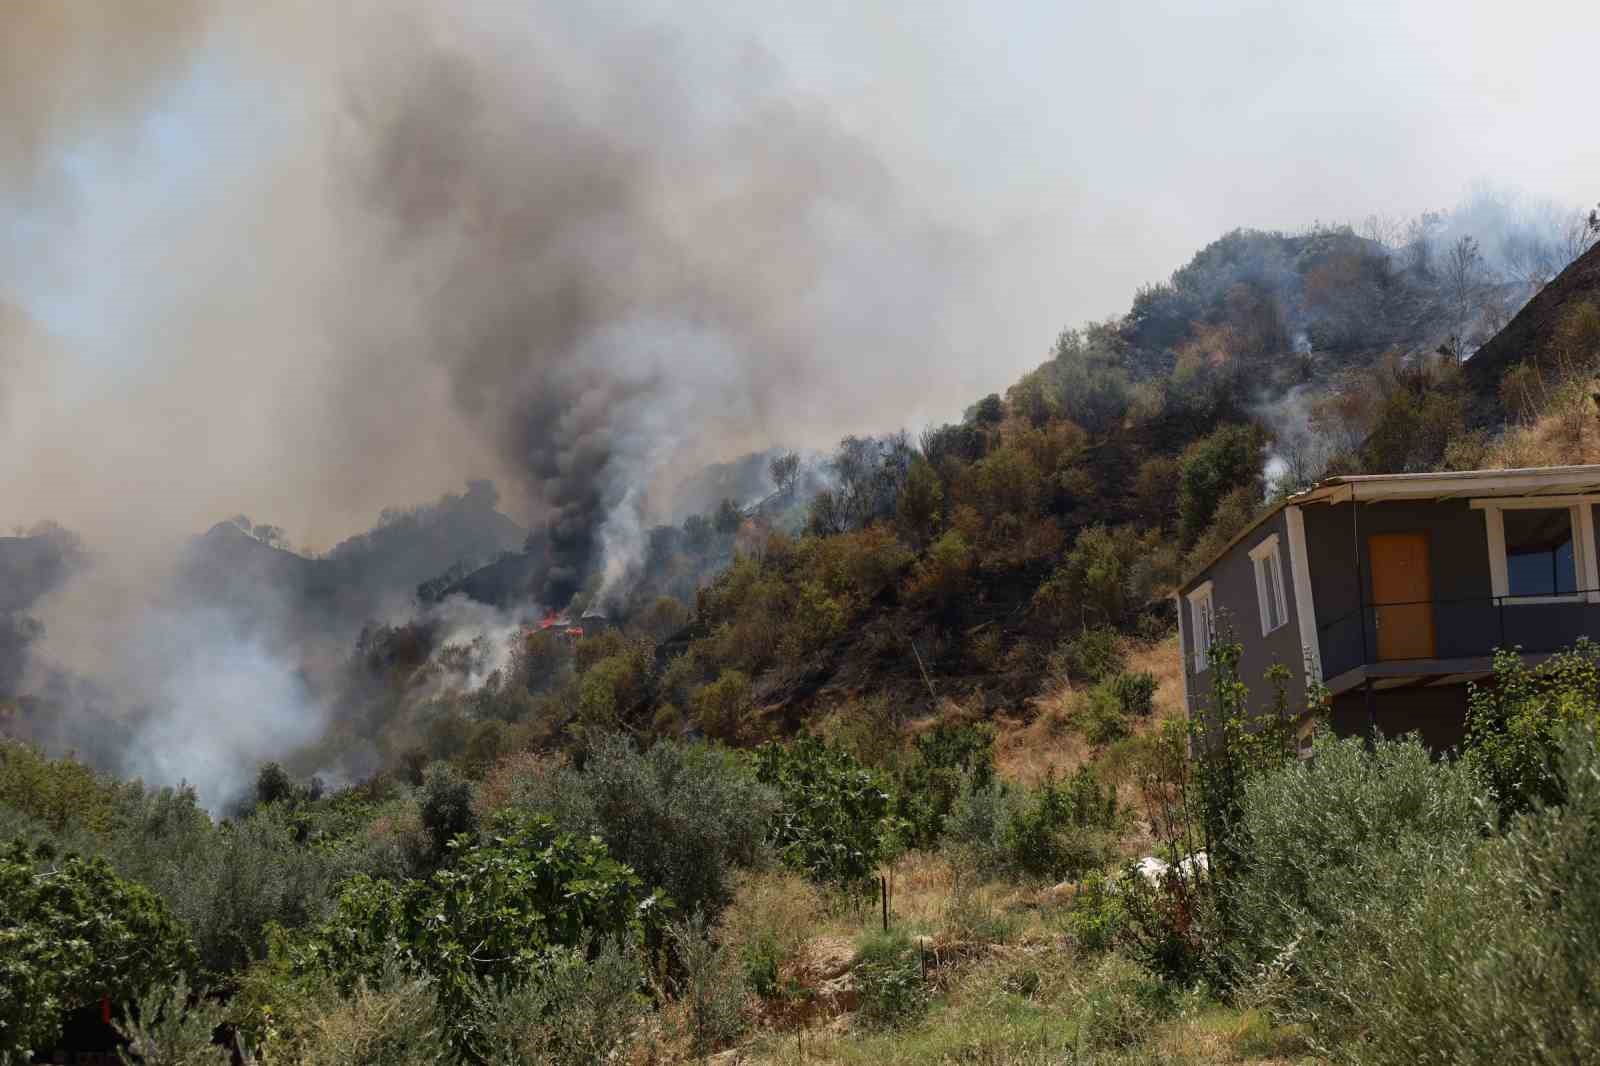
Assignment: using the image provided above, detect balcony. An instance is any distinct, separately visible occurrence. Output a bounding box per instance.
[1317,592,1600,694]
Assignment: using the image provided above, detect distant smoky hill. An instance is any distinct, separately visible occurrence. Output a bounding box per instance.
[0,524,83,614]
[175,481,527,638]
[430,528,549,609]
[0,525,84,694]
[1464,240,1600,414]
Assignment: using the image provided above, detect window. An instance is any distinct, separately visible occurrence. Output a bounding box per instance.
[1503,508,1576,597]
[1476,497,1600,605]
[1187,582,1214,672]
[1249,534,1289,635]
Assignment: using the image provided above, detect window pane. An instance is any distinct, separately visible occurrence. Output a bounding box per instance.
[1504,508,1577,597]
[1268,557,1284,628]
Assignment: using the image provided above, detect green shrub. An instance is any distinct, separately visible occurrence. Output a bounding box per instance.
[114,976,237,1066]
[417,762,477,868]
[1078,684,1130,744]
[669,911,748,1056]
[275,967,450,1066]
[1061,872,1126,954]
[1002,769,1119,881]
[108,790,363,980]
[0,841,195,1060]
[945,767,1118,882]
[472,938,648,1066]
[754,737,897,888]
[690,669,753,741]
[1178,423,1264,548]
[0,740,121,836]
[853,930,928,1030]
[1224,733,1486,987]
[1062,626,1122,683]
[1111,671,1157,717]
[283,812,660,1037]
[889,722,995,849]
[1079,957,1176,1050]
[506,733,775,919]
[1464,640,1600,821]
[1267,728,1600,1063]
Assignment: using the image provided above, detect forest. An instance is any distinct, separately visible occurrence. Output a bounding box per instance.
[6,201,1600,1065]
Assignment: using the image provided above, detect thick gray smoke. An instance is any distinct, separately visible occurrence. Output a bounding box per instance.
[0,2,1001,801]
[336,14,988,606]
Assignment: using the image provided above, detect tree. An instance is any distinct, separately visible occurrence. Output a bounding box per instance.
[895,456,944,546]
[713,498,743,536]
[1441,234,1484,361]
[769,452,801,499]
[1,842,195,1059]
[1177,424,1264,548]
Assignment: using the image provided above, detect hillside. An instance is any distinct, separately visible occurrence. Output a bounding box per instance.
[7,213,1600,1066]
[1465,239,1600,407]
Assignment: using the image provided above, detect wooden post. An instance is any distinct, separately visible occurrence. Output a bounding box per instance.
[911,640,937,700]
[880,875,888,932]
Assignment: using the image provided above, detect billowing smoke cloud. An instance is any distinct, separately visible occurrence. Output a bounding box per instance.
[334,11,991,606]
[0,2,1001,800]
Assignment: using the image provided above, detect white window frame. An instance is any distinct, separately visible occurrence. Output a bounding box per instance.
[1472,495,1600,605]
[1248,533,1290,636]
[1187,581,1215,673]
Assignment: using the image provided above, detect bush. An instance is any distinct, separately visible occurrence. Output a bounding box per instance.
[506,734,776,919]
[0,740,120,836]
[1060,873,1125,954]
[945,767,1118,882]
[110,792,363,980]
[1002,769,1119,881]
[1178,423,1264,548]
[1078,684,1130,744]
[669,911,748,1056]
[418,762,477,868]
[115,976,236,1066]
[889,722,995,849]
[853,930,928,1030]
[1078,956,1176,1050]
[283,812,659,1033]
[281,968,450,1066]
[1464,641,1600,821]
[754,737,897,888]
[904,530,974,610]
[1224,733,1487,987]
[1,841,195,1060]
[1061,626,1123,683]
[1110,671,1157,717]
[472,939,648,1066]
[1266,728,1600,1063]
[690,669,753,741]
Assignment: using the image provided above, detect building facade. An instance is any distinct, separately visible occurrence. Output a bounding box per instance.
[1176,465,1600,752]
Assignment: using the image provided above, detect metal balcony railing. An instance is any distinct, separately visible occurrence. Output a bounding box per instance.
[1317,590,1600,681]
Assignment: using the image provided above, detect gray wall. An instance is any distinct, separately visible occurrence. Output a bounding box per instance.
[1178,509,1310,722]
[1302,498,1600,678]
[1302,498,1496,677]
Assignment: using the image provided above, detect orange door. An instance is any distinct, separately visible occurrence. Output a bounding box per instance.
[1369,532,1436,661]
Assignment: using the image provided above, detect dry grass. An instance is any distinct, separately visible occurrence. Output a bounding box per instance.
[994,633,1183,788]
[1481,402,1600,469]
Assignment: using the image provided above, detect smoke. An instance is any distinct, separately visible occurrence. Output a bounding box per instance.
[0,1,1009,800]
[2,1,1596,801]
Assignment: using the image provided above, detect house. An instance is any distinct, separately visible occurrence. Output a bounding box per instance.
[1176,464,1600,753]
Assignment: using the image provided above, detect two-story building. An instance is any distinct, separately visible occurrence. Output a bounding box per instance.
[1176,464,1600,752]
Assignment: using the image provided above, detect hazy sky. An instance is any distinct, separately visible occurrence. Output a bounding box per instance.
[1,0,1595,547]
